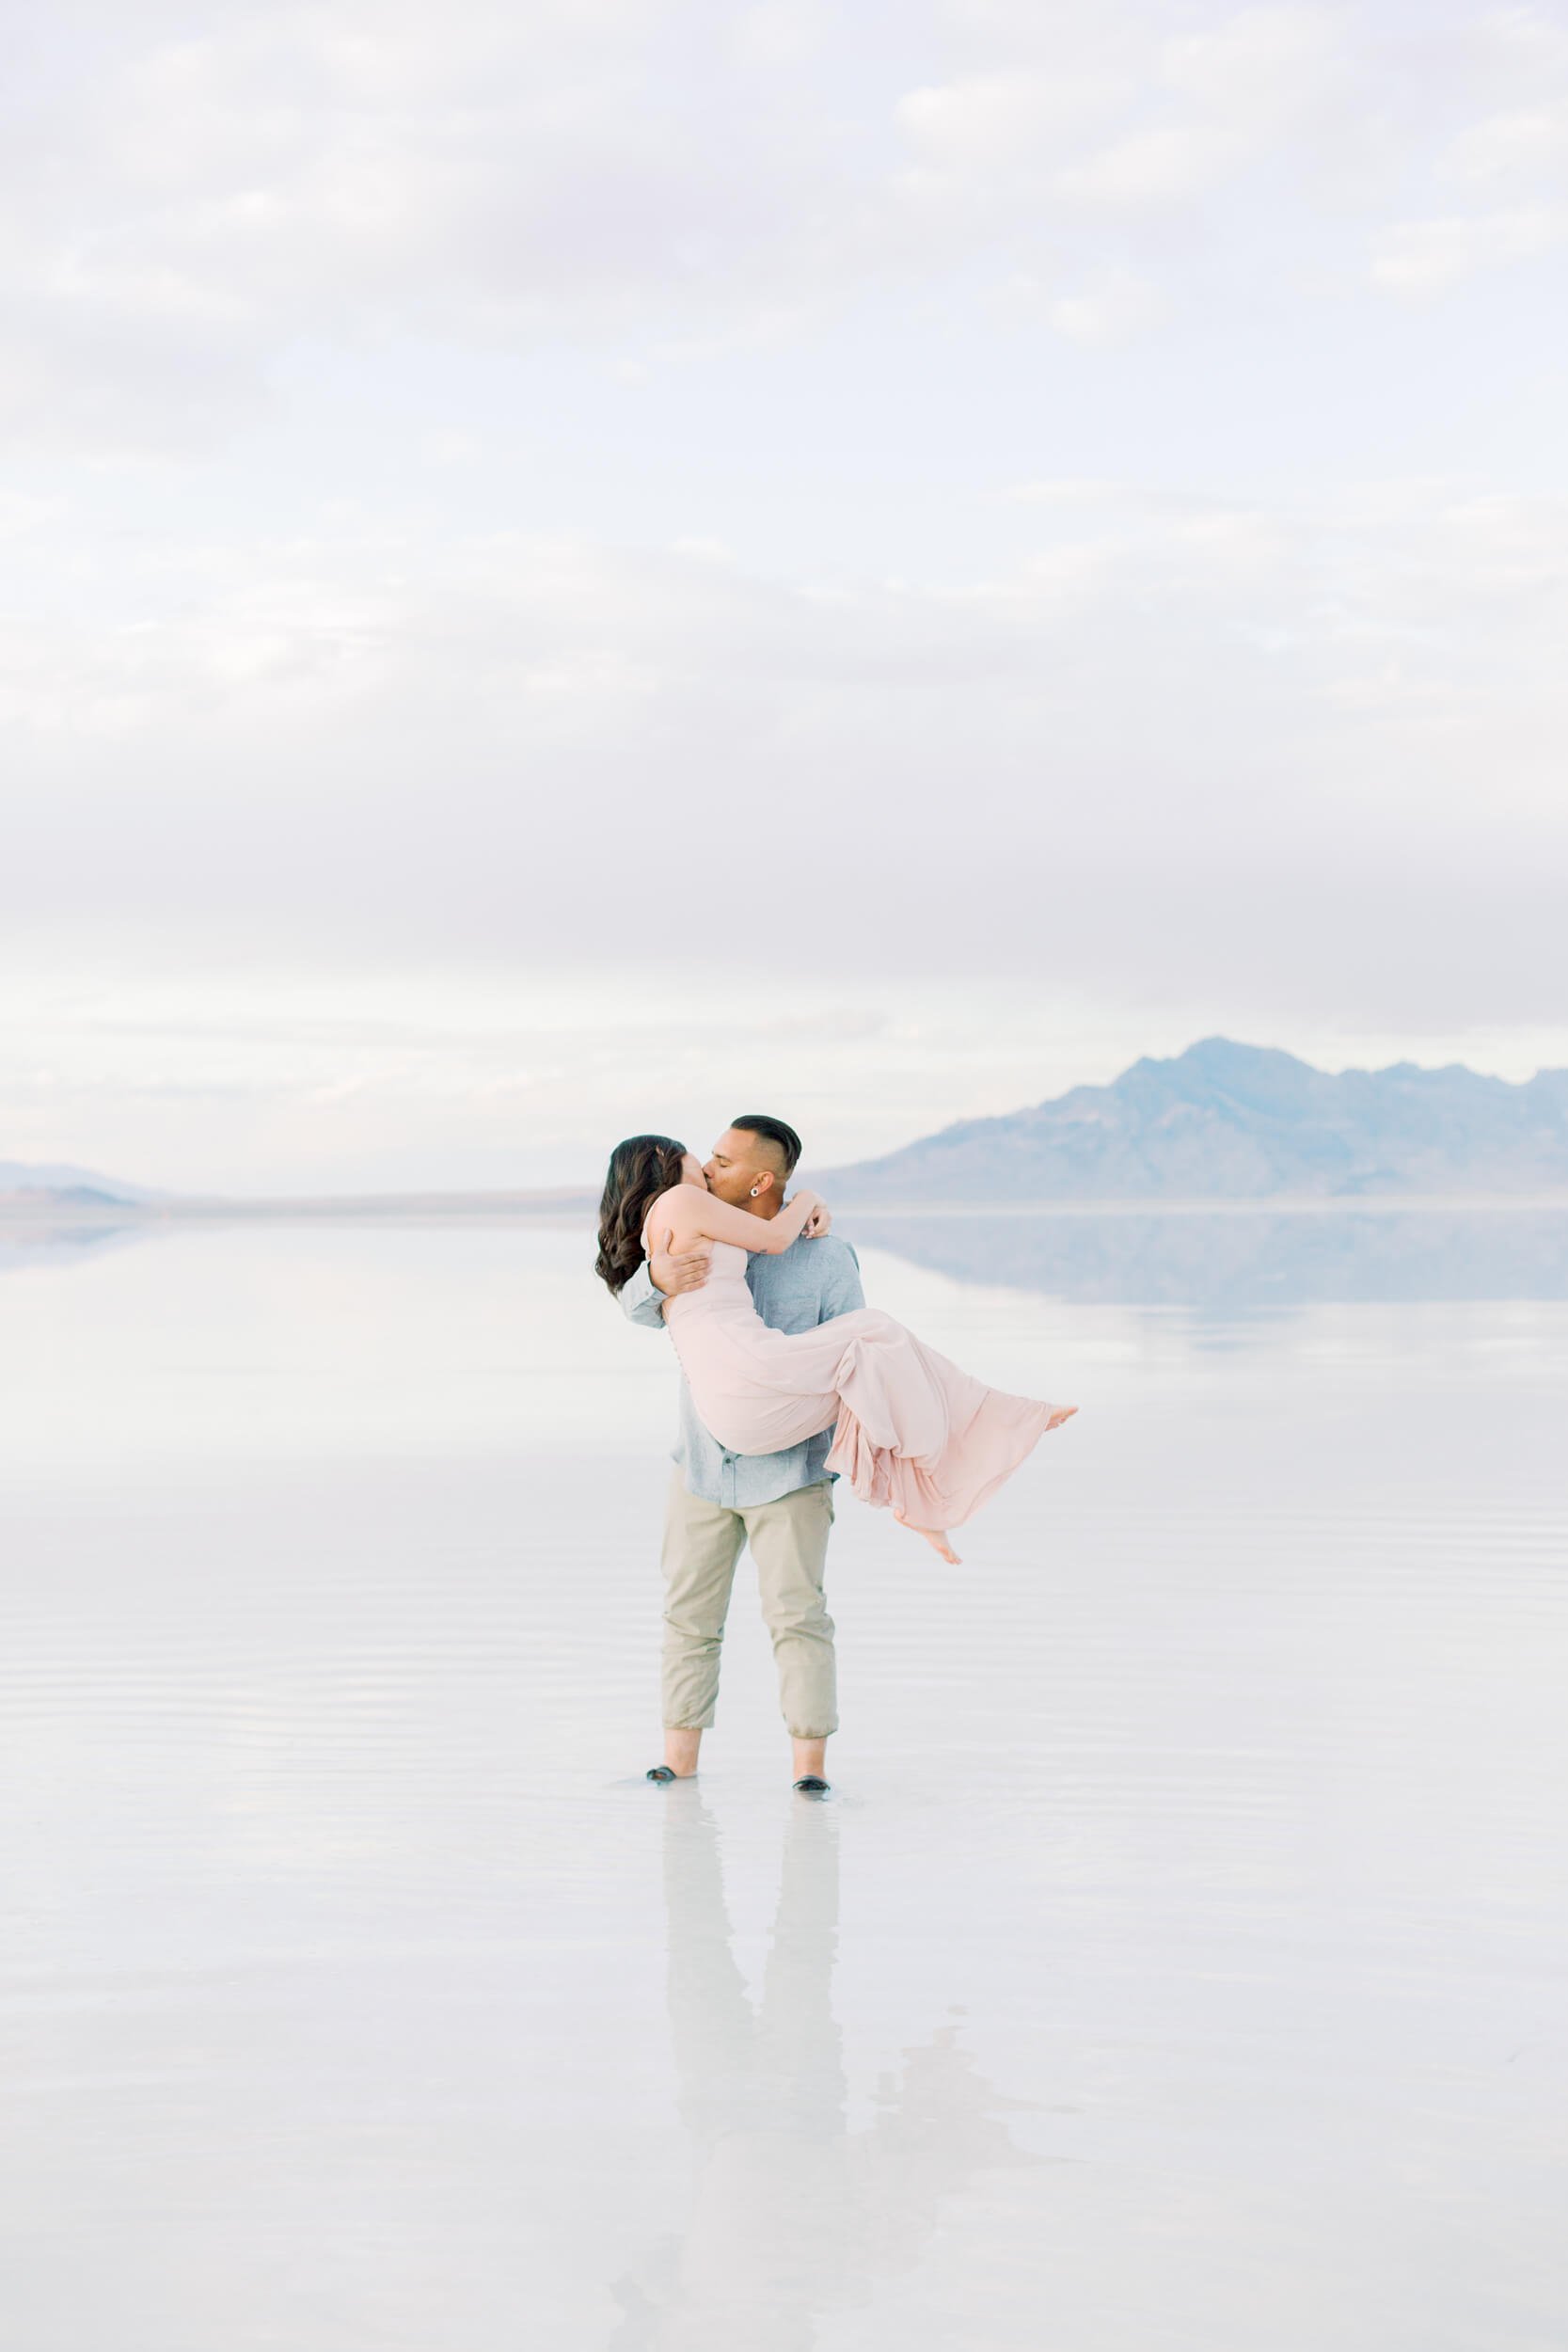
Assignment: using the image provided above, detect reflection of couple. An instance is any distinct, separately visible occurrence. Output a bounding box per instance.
[597,1117,1076,1789]
[610,1790,1039,2349]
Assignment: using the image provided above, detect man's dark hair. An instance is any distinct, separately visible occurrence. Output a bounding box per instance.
[730,1113,802,1183]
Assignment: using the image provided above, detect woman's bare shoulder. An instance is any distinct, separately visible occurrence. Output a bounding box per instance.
[644,1183,708,1234]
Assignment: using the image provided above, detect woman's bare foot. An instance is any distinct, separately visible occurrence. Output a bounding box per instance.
[895,1508,961,1565]
[1047,1405,1078,1431]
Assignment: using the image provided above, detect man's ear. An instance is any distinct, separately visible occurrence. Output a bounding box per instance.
[751,1168,777,1199]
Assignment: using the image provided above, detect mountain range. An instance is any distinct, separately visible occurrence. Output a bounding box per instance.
[0,1160,152,1205]
[814,1038,1568,1202]
[7,1039,1568,1210]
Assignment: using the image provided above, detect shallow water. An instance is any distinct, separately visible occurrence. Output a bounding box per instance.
[2,1216,1565,2348]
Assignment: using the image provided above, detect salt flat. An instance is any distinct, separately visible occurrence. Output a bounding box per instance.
[1,1219,1564,2348]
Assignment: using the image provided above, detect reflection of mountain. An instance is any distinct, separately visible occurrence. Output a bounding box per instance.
[610,1794,1037,2347]
[8,1202,1565,1307]
[843,1206,1568,1307]
[0,1194,596,1276]
[0,1218,143,1274]
[817,1038,1568,1201]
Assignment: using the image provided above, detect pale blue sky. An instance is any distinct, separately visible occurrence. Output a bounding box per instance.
[4,0,1566,1188]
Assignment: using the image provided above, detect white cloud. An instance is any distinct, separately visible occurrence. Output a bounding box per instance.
[1,0,1547,455]
[1467,7,1568,91]
[422,427,482,466]
[1047,267,1170,343]
[1,5,882,447]
[2,1,1565,1191]
[1159,5,1339,118]
[728,3,833,71]
[1056,7,1344,211]
[895,68,1131,168]
[1370,204,1567,294]
[4,481,1564,1011]
[1056,123,1240,210]
[1002,479,1126,505]
[1443,105,1568,188]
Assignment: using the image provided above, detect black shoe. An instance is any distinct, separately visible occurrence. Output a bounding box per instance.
[793,1775,831,1796]
[645,1765,678,1783]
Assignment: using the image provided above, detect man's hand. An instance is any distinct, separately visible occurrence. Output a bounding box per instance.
[649,1227,712,1299]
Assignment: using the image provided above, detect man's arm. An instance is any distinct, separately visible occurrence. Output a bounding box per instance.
[618,1225,714,1330]
[814,1236,864,1323]
[618,1261,668,1331]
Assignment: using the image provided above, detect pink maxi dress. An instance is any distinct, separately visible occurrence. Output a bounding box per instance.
[648,1230,1070,1532]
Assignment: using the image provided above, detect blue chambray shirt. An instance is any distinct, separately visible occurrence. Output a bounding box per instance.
[619,1231,865,1509]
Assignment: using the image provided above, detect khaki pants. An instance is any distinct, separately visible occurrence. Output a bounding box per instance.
[661,1471,838,1740]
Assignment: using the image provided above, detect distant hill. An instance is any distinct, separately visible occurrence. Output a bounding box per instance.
[12,1037,1568,1214]
[816,1038,1568,1202]
[0,1159,153,1206]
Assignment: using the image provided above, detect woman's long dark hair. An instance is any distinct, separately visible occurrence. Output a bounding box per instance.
[595,1134,688,1295]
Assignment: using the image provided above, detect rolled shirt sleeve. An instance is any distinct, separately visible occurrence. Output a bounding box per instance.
[618,1262,669,1332]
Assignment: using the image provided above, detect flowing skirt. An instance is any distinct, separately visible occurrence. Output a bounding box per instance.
[668,1303,1068,1532]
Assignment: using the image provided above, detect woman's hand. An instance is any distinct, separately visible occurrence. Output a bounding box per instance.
[801,1197,832,1238]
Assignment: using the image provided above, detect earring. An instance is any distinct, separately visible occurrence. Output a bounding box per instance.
[750,1185,761,1198]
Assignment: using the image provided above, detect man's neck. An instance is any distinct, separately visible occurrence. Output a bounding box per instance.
[743,1191,783,1222]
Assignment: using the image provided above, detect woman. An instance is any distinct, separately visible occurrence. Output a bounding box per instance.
[596,1136,1076,1563]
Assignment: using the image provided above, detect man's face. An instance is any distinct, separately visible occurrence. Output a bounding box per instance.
[704,1127,779,1210]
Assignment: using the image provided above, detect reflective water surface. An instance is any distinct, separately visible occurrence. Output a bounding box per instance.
[2,1213,1565,2347]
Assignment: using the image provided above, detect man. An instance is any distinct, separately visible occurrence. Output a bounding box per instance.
[618,1114,864,1793]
